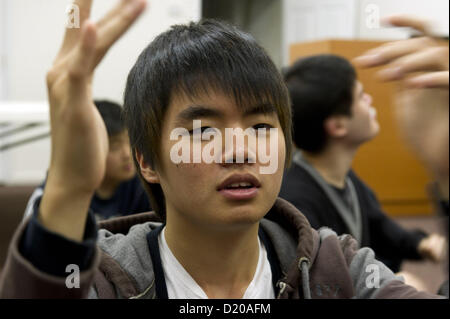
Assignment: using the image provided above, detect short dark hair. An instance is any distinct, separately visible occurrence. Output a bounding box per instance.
[284,54,356,153]
[94,100,125,137]
[123,19,292,219]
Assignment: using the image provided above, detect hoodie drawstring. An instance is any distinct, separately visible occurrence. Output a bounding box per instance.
[298,257,311,299]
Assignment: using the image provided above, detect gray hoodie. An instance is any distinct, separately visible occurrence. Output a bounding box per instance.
[0,198,440,299]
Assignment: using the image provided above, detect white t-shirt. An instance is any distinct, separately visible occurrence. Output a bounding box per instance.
[158,227,275,299]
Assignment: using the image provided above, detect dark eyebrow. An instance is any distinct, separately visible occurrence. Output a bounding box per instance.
[175,103,277,126]
[176,105,223,125]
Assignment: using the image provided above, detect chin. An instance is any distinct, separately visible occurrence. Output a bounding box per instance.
[117,172,135,182]
[365,124,380,141]
[372,125,380,138]
[211,203,267,226]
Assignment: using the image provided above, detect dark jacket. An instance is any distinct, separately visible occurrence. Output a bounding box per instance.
[279,159,427,272]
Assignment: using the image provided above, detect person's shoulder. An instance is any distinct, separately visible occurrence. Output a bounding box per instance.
[283,162,313,182]
[280,165,329,212]
[97,220,162,293]
[116,174,146,195]
[120,174,142,187]
[97,218,161,250]
[281,163,323,196]
[348,169,379,201]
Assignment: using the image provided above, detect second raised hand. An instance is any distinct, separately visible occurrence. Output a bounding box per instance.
[354,14,449,88]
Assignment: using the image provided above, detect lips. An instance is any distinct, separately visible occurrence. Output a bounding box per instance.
[217,173,261,200]
[123,163,133,171]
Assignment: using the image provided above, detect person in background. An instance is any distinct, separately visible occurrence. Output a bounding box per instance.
[23,100,152,221]
[354,14,449,296]
[279,54,446,274]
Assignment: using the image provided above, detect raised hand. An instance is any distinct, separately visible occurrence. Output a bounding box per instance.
[40,0,147,241]
[354,15,449,88]
[354,15,449,194]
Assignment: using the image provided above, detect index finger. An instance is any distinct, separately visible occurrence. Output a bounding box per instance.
[382,14,433,36]
[59,0,93,57]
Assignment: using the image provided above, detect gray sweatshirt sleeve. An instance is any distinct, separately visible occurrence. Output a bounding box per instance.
[340,233,443,299]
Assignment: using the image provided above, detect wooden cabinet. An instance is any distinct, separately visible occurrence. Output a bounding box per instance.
[289,39,434,216]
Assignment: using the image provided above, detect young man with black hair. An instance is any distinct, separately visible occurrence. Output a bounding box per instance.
[0,0,441,299]
[23,100,151,221]
[279,54,446,273]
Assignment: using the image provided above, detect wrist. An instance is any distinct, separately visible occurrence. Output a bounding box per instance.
[39,182,94,242]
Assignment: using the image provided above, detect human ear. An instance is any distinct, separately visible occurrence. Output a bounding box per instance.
[135,149,160,184]
[324,116,349,138]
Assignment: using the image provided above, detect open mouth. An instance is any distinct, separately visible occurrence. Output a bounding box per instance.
[224,182,254,189]
[217,174,261,200]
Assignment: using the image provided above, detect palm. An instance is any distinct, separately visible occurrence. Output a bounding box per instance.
[45,0,146,193]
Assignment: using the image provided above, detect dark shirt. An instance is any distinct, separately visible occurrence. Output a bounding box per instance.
[330,184,355,219]
[90,175,151,220]
[25,174,151,221]
[279,163,427,273]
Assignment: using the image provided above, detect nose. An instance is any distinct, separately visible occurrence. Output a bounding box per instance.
[220,127,257,167]
[121,144,132,161]
[364,93,373,104]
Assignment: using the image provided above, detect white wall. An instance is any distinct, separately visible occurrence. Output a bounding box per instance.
[357,0,449,40]
[0,0,201,185]
[282,0,357,65]
[245,0,284,67]
[0,0,7,100]
[5,0,201,102]
[0,101,50,184]
[281,0,449,65]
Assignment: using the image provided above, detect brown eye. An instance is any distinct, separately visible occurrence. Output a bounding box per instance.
[188,126,212,135]
[252,123,273,130]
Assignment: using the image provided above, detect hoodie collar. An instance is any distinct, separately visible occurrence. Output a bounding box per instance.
[264,198,320,298]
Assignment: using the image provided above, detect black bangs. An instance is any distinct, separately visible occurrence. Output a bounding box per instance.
[141,19,288,114]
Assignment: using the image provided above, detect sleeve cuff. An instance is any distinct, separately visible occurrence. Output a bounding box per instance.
[19,195,98,277]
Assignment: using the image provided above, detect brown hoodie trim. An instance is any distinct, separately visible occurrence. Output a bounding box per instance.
[95,250,140,299]
[308,233,355,298]
[267,199,315,260]
[266,198,317,299]
[93,269,116,299]
[340,234,359,266]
